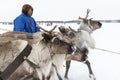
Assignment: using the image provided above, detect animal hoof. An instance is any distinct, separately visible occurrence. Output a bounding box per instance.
[89,74,96,80]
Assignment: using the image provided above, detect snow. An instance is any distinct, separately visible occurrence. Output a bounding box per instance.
[62,50,120,80]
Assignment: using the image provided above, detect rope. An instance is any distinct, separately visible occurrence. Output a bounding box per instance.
[95,48,120,55]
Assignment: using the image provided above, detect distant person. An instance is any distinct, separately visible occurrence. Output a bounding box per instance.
[13,4,41,33]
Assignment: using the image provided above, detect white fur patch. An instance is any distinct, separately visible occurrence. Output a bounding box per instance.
[11,39,28,52]
[27,42,54,79]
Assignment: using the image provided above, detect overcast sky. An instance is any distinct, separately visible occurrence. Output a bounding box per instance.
[0,0,120,21]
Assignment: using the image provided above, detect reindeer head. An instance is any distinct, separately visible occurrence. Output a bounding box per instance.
[37,25,57,43]
[59,26,76,39]
[78,9,102,32]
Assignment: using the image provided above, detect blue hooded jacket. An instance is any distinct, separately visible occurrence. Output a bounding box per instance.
[14,13,40,33]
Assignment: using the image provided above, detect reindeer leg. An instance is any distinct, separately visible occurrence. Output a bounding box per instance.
[64,61,71,79]
[0,71,2,74]
[47,75,50,80]
[52,63,62,80]
[56,72,63,80]
[42,74,45,80]
[84,60,96,80]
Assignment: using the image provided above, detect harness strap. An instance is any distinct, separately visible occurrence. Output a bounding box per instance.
[25,59,40,69]
[0,44,32,80]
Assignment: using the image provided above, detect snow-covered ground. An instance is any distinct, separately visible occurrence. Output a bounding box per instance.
[61,50,120,80]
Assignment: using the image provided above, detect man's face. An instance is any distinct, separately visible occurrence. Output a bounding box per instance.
[28,9,33,16]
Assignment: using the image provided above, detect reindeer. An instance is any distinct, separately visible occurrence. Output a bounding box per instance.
[0,25,89,80]
[0,24,91,80]
[0,26,63,80]
[31,26,89,80]
[58,9,102,80]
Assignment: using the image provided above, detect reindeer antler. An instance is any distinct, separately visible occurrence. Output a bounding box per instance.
[37,25,57,33]
[49,25,57,33]
[78,9,90,20]
[85,9,90,19]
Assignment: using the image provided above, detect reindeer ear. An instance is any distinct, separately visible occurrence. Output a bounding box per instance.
[42,33,51,42]
[58,26,66,33]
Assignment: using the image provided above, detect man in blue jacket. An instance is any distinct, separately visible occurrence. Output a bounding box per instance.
[13,4,41,34]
